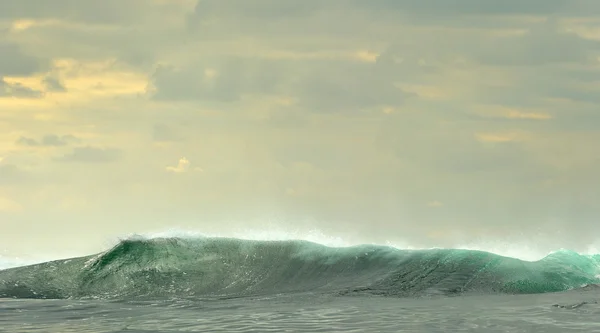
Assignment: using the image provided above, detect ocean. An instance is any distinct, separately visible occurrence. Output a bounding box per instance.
[2,236,600,332]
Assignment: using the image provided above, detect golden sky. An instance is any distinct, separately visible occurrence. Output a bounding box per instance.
[1,0,600,258]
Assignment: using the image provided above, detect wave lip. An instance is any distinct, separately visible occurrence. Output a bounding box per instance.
[1,237,600,300]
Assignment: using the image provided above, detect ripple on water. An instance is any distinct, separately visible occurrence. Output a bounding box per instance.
[3,291,600,332]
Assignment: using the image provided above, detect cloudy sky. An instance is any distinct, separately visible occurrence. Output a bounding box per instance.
[1,0,600,259]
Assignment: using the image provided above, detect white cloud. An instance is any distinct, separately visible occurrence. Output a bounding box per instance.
[166,157,202,173]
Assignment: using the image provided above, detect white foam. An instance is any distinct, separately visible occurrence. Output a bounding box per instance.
[136,227,355,248]
[451,241,553,262]
[583,244,600,256]
[6,227,598,268]
[0,255,49,270]
[124,228,564,261]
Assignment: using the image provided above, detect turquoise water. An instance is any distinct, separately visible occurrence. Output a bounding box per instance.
[2,237,600,332]
[1,237,600,300]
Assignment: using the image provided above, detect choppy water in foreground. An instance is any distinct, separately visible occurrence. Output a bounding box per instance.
[2,236,600,332]
[3,290,600,332]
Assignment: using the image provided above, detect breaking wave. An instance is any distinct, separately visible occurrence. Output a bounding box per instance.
[1,237,600,300]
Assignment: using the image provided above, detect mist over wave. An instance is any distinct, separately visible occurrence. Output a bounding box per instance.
[124,228,561,261]
[0,256,61,270]
[3,228,597,268]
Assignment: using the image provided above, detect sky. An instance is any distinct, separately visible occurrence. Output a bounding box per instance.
[1,0,600,260]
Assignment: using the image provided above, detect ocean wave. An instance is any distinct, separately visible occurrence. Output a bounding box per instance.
[1,237,599,300]
[0,256,54,270]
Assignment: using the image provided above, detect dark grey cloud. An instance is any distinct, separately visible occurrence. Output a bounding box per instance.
[15,137,38,146]
[43,76,67,92]
[185,0,600,38]
[0,0,152,24]
[42,134,78,146]
[466,63,600,110]
[355,0,594,16]
[0,79,44,98]
[543,107,600,132]
[185,0,387,39]
[150,59,288,102]
[150,57,408,112]
[375,20,599,72]
[0,2,185,67]
[150,65,236,102]
[16,134,79,147]
[19,23,166,66]
[295,62,410,112]
[0,41,45,97]
[0,42,42,76]
[58,146,120,163]
[189,0,323,24]
[473,20,600,66]
[188,0,600,28]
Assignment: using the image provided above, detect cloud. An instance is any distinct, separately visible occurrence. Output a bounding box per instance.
[149,57,409,112]
[0,79,44,98]
[166,157,202,173]
[353,0,600,19]
[42,134,78,146]
[0,41,45,98]
[294,62,409,112]
[43,75,66,92]
[0,0,165,24]
[471,19,600,66]
[58,146,120,163]
[14,137,38,146]
[0,41,43,76]
[1,2,192,68]
[187,0,323,27]
[149,59,288,102]
[16,134,79,147]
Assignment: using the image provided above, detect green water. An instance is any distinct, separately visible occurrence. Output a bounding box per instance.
[1,237,599,300]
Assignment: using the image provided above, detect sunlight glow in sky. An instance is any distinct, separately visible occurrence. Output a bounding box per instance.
[1,0,599,257]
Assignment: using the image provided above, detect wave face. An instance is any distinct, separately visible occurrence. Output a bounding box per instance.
[1,237,600,300]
